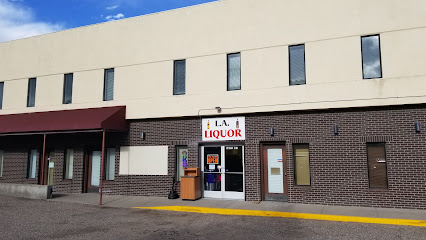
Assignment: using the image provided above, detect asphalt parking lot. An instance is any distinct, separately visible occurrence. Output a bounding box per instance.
[0,195,425,240]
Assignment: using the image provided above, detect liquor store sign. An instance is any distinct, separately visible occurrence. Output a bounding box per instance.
[202,117,245,141]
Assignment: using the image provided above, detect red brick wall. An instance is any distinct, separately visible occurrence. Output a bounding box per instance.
[0,135,42,185]
[244,106,426,209]
[50,147,85,194]
[0,151,40,185]
[1,105,425,209]
[103,118,201,196]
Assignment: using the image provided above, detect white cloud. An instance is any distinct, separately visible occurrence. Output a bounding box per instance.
[0,0,63,42]
[106,5,119,10]
[363,60,381,78]
[105,13,125,21]
[115,13,124,18]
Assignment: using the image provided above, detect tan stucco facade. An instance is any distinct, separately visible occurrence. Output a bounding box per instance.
[1,0,426,119]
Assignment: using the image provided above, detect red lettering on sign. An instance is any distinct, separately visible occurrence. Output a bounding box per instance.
[204,129,242,139]
[228,129,235,137]
[213,130,220,139]
[220,130,227,138]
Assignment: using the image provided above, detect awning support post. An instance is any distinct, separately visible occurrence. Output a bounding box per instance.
[100,129,106,205]
[41,134,46,185]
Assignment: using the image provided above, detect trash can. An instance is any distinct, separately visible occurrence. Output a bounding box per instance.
[181,167,201,200]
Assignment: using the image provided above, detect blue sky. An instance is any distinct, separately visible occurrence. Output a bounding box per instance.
[0,0,217,42]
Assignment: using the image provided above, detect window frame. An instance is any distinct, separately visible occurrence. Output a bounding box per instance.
[293,144,311,186]
[105,148,116,181]
[103,68,115,101]
[227,52,241,91]
[176,146,188,182]
[361,34,383,80]
[27,78,37,107]
[366,142,388,189]
[289,44,306,86]
[173,59,186,95]
[0,82,4,110]
[63,73,73,104]
[64,149,74,180]
[0,150,4,177]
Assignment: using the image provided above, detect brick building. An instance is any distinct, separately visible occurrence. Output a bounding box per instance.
[0,0,425,209]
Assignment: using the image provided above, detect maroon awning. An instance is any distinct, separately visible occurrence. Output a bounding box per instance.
[0,106,127,134]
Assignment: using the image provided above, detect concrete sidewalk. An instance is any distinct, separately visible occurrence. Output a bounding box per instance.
[49,193,426,222]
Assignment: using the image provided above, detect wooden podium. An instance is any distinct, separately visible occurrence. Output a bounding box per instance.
[181,168,201,200]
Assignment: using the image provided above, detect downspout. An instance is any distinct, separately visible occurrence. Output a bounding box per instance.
[100,129,106,205]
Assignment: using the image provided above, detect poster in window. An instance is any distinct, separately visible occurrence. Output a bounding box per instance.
[177,147,188,181]
[207,154,219,164]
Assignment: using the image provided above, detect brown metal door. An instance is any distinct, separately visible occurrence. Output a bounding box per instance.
[367,143,388,188]
[262,145,288,201]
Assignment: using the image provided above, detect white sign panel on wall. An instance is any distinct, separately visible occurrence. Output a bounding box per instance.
[202,117,245,141]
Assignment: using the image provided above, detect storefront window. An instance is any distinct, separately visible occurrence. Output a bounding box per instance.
[293,144,310,186]
[176,146,188,181]
[27,149,37,179]
[64,149,74,179]
[105,148,116,181]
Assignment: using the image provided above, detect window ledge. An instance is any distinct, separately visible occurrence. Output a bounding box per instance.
[368,187,389,191]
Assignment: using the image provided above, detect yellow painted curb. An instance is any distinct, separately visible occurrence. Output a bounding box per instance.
[134,206,426,227]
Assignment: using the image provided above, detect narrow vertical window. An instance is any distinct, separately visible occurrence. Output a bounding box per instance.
[176,146,188,181]
[293,144,310,185]
[361,35,382,79]
[0,150,4,177]
[28,149,37,179]
[27,78,36,107]
[63,73,73,104]
[289,44,306,85]
[105,148,115,180]
[227,53,241,91]
[367,143,388,188]
[0,82,4,109]
[173,60,186,95]
[64,149,74,179]
[103,69,114,101]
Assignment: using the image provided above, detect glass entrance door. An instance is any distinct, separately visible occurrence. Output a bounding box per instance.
[87,151,101,193]
[201,146,244,199]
